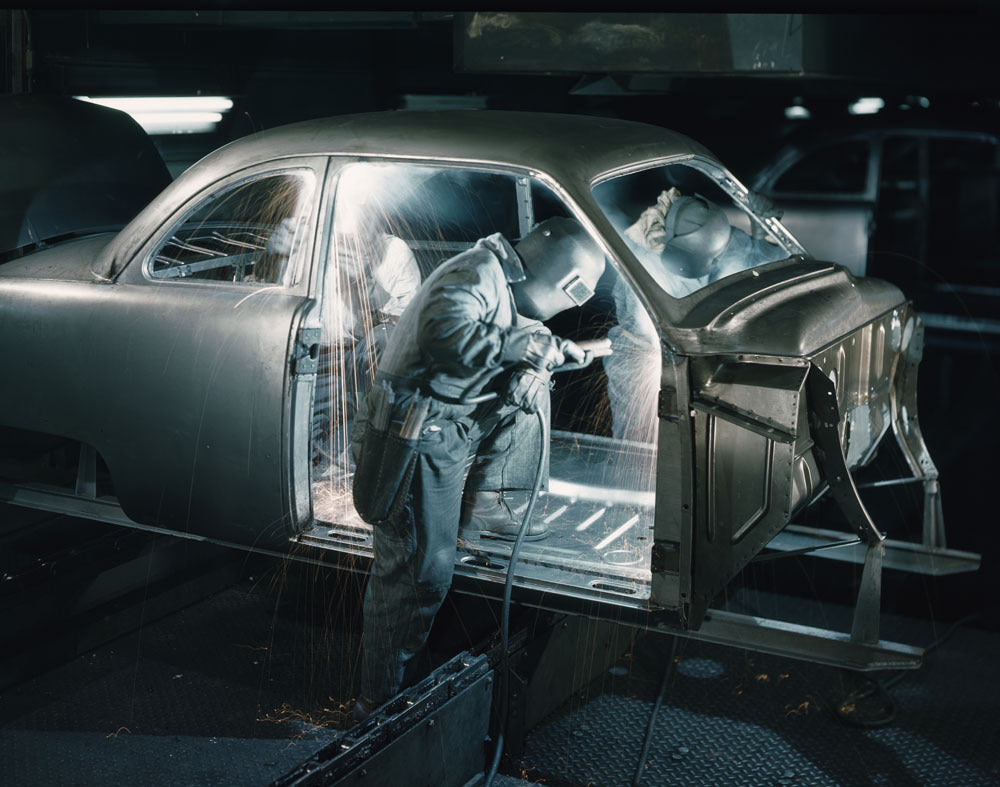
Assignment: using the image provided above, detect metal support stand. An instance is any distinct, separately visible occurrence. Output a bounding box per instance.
[807,365,888,648]
[806,366,883,546]
[923,479,945,549]
[850,538,885,645]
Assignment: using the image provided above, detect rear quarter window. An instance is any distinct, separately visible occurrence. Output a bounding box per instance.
[149,170,314,285]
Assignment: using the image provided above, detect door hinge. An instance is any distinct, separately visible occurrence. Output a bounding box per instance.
[658,387,680,421]
[293,327,321,375]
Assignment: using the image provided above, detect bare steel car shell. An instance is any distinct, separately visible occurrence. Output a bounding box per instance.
[0,110,979,670]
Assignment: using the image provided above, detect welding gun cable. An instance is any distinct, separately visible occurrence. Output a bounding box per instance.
[485,408,549,787]
[632,635,678,787]
[834,612,980,729]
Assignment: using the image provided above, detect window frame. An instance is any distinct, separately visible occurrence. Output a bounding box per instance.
[590,154,806,299]
[141,163,322,292]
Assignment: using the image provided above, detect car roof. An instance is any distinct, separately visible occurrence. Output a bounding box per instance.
[197,110,714,183]
[98,110,717,280]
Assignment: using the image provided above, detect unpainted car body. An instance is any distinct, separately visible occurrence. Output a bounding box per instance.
[0,107,978,670]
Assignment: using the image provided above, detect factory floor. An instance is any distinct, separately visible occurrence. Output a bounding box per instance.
[2,556,998,786]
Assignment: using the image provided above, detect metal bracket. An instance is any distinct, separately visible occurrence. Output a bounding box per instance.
[851,538,885,645]
[515,176,534,238]
[805,364,882,545]
[764,523,980,576]
[292,326,321,375]
[658,386,680,421]
[673,600,921,672]
[805,364,889,646]
[923,478,946,549]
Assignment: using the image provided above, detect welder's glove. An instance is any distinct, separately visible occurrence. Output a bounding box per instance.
[624,187,682,252]
[506,330,587,375]
[746,190,784,240]
[747,190,783,220]
[558,337,587,367]
[505,367,552,414]
[520,332,566,372]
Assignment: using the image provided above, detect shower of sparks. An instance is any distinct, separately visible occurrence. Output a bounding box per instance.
[575,507,607,532]
[595,514,641,550]
[308,179,662,593]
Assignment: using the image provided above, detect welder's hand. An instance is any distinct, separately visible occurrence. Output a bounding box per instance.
[521,332,565,372]
[747,190,783,220]
[558,338,587,367]
[505,367,552,414]
[624,187,682,252]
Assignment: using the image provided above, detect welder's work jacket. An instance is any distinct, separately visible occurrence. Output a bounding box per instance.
[375,233,542,403]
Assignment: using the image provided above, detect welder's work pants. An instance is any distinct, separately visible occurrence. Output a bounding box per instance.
[359,394,544,706]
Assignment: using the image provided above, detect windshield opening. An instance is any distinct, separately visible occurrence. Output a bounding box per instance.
[592,161,792,299]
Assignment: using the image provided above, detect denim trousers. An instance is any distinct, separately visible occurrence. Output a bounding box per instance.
[359,396,544,705]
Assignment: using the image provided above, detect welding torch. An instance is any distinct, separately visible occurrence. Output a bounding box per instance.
[557,337,613,372]
[446,336,614,407]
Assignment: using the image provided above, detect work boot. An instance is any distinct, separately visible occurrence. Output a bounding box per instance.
[459,490,548,542]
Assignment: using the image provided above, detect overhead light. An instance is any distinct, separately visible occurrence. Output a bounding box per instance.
[784,105,811,120]
[848,97,884,116]
[75,96,234,134]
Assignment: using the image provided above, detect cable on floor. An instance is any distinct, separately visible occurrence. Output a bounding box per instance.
[835,613,980,728]
[485,409,549,787]
[632,635,678,786]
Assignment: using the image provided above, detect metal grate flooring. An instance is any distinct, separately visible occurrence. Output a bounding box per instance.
[517,590,1000,786]
[2,560,998,786]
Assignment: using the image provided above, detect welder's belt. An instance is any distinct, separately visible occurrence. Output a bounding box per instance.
[352,382,431,526]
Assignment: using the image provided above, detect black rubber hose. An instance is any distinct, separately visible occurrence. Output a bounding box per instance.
[484,409,550,787]
[834,612,980,729]
[632,636,678,786]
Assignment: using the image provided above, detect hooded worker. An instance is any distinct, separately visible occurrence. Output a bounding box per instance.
[605,189,787,443]
[350,217,605,715]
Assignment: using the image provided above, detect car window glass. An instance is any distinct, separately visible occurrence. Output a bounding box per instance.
[870,136,925,277]
[882,136,920,183]
[592,161,790,299]
[310,160,656,595]
[531,179,573,222]
[773,140,869,194]
[928,138,1000,285]
[149,171,314,285]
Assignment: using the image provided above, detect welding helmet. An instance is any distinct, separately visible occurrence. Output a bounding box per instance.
[659,195,732,279]
[512,218,606,321]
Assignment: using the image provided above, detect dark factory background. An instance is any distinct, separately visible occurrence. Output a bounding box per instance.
[2,9,999,787]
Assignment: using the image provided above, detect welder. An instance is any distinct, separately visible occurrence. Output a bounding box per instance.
[350,217,606,716]
[605,189,787,443]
